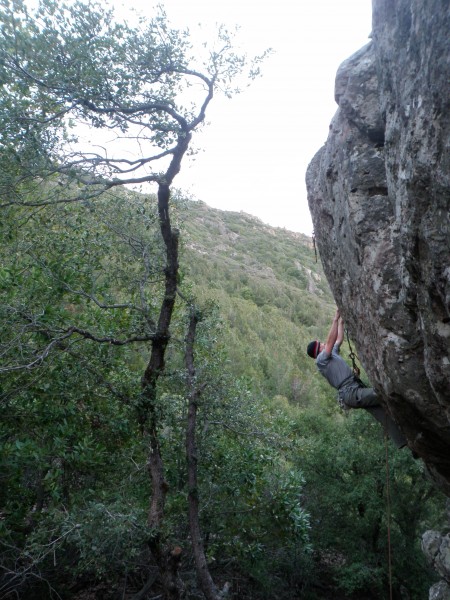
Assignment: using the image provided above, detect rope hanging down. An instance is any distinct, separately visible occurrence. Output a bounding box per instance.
[384,423,394,600]
[345,330,394,597]
[344,329,394,595]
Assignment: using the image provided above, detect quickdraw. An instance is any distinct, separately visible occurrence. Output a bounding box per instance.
[312,231,318,263]
[345,328,360,377]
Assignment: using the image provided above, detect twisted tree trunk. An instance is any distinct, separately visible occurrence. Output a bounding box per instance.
[140,179,184,599]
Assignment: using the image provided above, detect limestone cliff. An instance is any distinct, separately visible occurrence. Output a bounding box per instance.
[306,0,450,494]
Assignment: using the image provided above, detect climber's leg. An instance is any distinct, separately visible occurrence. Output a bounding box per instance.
[343,386,380,408]
[343,387,407,448]
[363,405,407,448]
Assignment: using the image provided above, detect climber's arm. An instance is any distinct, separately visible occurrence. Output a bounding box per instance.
[324,309,340,356]
[336,317,344,349]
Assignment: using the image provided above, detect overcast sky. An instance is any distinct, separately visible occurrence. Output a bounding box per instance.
[114,0,372,235]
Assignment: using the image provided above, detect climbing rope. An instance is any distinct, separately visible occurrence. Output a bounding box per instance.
[384,425,394,600]
[345,330,394,596]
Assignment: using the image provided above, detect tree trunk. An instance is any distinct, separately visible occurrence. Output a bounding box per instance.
[185,309,220,600]
[140,180,183,599]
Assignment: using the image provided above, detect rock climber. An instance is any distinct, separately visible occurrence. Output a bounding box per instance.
[306,309,407,448]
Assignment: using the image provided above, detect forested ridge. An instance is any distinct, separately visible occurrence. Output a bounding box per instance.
[0,1,445,598]
[179,199,334,403]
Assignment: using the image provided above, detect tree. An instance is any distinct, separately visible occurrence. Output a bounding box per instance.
[0,0,264,204]
[0,195,314,598]
[0,1,268,597]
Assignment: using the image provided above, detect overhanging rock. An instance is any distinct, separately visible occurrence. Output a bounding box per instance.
[306,0,450,494]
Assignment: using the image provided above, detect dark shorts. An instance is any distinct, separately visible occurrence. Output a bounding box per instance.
[341,386,380,408]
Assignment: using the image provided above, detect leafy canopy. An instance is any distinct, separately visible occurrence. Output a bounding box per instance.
[0,0,269,205]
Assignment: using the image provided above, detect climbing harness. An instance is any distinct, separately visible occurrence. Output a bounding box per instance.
[337,393,350,412]
[335,330,365,413]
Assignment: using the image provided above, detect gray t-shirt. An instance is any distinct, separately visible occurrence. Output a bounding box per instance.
[316,343,354,390]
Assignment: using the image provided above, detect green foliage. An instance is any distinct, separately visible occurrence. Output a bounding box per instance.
[193,385,316,599]
[28,502,152,579]
[0,0,268,209]
[1,188,443,598]
[176,199,335,404]
[0,190,315,598]
[284,403,444,599]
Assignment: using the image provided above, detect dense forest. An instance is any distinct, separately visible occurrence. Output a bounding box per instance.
[0,1,445,599]
[1,192,445,599]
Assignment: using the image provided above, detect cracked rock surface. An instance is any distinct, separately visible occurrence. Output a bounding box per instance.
[422,523,450,600]
[306,0,450,494]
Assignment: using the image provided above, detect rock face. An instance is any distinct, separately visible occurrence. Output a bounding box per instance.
[306,0,450,494]
[422,501,450,600]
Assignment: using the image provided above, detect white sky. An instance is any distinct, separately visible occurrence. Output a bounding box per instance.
[113,0,372,235]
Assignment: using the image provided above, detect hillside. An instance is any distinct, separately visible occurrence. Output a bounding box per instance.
[180,200,331,309]
[177,200,336,402]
